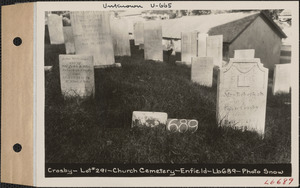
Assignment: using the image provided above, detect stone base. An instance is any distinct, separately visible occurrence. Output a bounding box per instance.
[175,61,191,68]
[94,63,122,69]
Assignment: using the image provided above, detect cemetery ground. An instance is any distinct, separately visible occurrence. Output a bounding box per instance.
[45,41,291,164]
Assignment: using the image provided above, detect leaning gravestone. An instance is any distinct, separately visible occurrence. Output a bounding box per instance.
[272,64,291,95]
[132,111,168,128]
[59,55,95,97]
[234,49,255,58]
[206,35,223,67]
[70,11,115,67]
[216,58,268,135]
[197,33,208,57]
[191,57,214,87]
[110,18,131,56]
[48,14,64,44]
[134,21,144,46]
[143,22,163,61]
[63,26,76,54]
[180,31,198,65]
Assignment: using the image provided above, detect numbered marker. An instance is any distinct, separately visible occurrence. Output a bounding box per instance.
[167,119,198,133]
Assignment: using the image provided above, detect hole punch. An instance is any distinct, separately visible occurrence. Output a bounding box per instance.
[13,37,22,46]
[13,143,22,152]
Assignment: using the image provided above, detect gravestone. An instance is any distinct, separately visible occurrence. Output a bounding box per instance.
[63,26,76,54]
[191,57,214,87]
[167,119,198,133]
[197,33,208,57]
[134,22,144,46]
[48,14,64,44]
[180,32,198,65]
[110,18,131,56]
[70,11,115,67]
[59,55,95,97]
[132,111,168,128]
[143,22,163,61]
[217,58,268,135]
[234,49,255,58]
[272,64,291,95]
[206,35,223,67]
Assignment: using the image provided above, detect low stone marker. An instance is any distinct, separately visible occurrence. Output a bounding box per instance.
[132,111,168,128]
[143,22,163,61]
[134,21,144,46]
[63,26,76,54]
[234,49,255,58]
[59,55,95,97]
[48,14,64,44]
[70,11,115,67]
[191,57,214,87]
[197,33,208,57]
[217,58,268,135]
[272,64,291,95]
[110,18,131,56]
[166,119,198,133]
[206,35,223,67]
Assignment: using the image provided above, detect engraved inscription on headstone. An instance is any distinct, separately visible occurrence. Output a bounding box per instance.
[206,35,223,67]
[191,57,214,87]
[134,22,144,46]
[197,33,208,57]
[59,55,95,97]
[167,119,198,133]
[132,111,168,128]
[110,18,131,56]
[48,14,64,44]
[234,49,255,59]
[181,32,198,65]
[70,11,115,67]
[63,26,76,54]
[216,58,268,135]
[272,64,291,95]
[143,22,163,61]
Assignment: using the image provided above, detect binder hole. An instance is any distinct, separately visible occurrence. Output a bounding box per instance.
[13,143,22,152]
[13,37,22,46]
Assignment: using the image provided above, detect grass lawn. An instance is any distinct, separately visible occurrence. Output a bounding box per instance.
[45,41,291,164]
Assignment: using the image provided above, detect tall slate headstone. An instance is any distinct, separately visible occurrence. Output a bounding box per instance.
[191,57,214,87]
[197,33,208,57]
[48,14,64,44]
[70,11,115,67]
[206,35,223,67]
[272,64,291,95]
[134,22,144,46]
[234,49,255,58]
[59,55,95,97]
[181,31,198,65]
[110,18,131,56]
[217,58,269,135]
[143,22,163,61]
[63,26,76,54]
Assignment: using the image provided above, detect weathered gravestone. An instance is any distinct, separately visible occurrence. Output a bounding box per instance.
[134,21,144,46]
[48,14,64,44]
[180,31,198,65]
[63,26,76,54]
[191,57,214,87]
[132,111,168,128]
[70,11,115,67]
[167,119,198,133]
[59,55,95,97]
[143,22,163,61]
[216,58,268,135]
[197,33,208,57]
[110,18,131,56]
[206,35,223,67]
[234,49,255,58]
[272,64,291,95]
